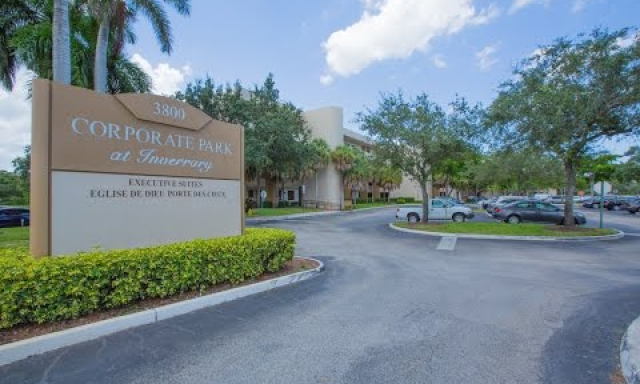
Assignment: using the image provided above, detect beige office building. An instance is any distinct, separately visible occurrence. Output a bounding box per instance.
[246,106,426,209]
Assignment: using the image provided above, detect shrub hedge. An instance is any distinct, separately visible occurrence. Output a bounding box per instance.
[0,228,295,329]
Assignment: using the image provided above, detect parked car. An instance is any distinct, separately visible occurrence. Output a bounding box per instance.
[466,196,485,204]
[625,198,640,214]
[0,207,30,227]
[440,196,465,206]
[492,200,587,225]
[545,195,565,204]
[485,196,526,214]
[605,196,639,211]
[480,197,497,209]
[545,195,583,204]
[582,197,603,208]
[396,199,475,223]
[533,193,550,201]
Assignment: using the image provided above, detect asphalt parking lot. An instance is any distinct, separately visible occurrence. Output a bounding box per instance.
[1,208,639,384]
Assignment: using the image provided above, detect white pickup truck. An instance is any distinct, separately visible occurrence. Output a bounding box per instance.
[395,199,474,223]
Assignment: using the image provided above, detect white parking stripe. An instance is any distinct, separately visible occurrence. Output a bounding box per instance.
[437,236,457,251]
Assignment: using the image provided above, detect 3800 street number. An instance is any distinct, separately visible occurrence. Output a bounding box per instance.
[153,102,186,121]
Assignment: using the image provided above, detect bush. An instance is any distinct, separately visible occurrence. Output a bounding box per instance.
[396,198,406,204]
[261,201,273,208]
[0,228,295,329]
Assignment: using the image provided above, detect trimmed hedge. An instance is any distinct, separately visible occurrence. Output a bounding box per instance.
[0,228,295,329]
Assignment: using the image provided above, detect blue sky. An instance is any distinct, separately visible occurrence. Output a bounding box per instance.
[0,0,638,170]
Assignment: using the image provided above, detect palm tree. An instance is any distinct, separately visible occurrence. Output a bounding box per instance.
[90,0,190,93]
[9,0,151,93]
[0,0,38,90]
[331,145,357,209]
[52,0,70,84]
[309,138,331,206]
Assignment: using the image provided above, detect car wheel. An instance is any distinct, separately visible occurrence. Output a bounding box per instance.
[452,213,465,223]
[507,215,521,224]
[407,213,420,223]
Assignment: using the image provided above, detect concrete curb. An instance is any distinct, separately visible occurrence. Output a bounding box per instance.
[0,258,324,367]
[388,223,625,242]
[621,316,640,384]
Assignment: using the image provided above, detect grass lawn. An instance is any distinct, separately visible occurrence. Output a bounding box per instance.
[0,227,29,249]
[394,221,617,237]
[249,207,323,217]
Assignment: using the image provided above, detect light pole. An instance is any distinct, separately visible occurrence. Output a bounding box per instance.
[599,181,605,229]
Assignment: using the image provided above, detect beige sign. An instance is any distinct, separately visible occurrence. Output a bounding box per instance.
[31,80,245,257]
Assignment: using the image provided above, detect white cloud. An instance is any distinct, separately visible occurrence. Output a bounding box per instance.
[131,53,192,96]
[509,0,549,14]
[319,74,335,86]
[321,0,499,82]
[431,54,447,69]
[571,0,589,12]
[0,69,33,171]
[476,43,500,70]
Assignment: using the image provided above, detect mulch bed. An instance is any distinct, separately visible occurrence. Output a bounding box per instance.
[0,257,319,346]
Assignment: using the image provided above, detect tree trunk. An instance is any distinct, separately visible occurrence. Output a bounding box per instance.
[94,14,111,93]
[563,160,577,228]
[315,172,319,208]
[52,0,71,84]
[256,171,262,208]
[421,184,429,223]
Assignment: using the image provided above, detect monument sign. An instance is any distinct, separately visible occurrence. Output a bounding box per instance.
[31,80,244,257]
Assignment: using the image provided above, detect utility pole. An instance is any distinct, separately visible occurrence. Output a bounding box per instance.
[599,181,605,229]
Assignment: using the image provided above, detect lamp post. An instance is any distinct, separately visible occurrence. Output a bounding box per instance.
[599,181,605,229]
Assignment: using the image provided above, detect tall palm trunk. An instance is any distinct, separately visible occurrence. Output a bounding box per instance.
[52,0,71,84]
[94,13,111,93]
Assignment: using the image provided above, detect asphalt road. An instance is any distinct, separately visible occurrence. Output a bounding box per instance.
[2,209,640,384]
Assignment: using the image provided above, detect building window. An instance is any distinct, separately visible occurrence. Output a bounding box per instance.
[287,190,295,201]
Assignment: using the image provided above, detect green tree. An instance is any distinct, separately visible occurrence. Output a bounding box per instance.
[470,150,563,195]
[0,0,39,90]
[331,145,357,208]
[371,159,402,202]
[298,138,331,206]
[89,0,190,93]
[578,152,619,196]
[357,92,477,222]
[344,148,372,206]
[488,28,640,226]
[7,0,151,93]
[177,74,312,207]
[612,147,640,194]
[11,145,30,184]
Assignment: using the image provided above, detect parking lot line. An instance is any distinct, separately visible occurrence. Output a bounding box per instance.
[437,236,457,251]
